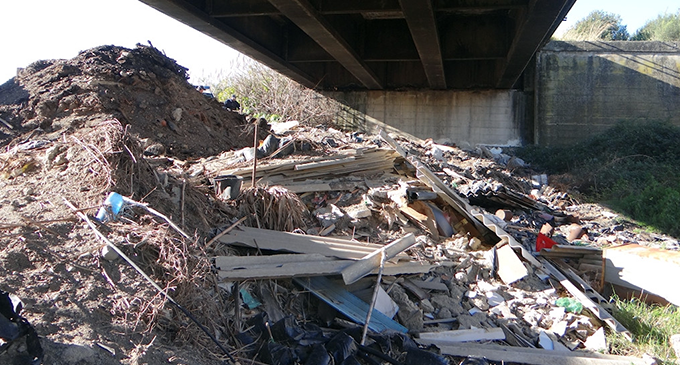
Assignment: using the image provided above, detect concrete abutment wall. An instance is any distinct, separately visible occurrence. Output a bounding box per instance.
[328,89,529,148]
[535,41,680,147]
[327,41,680,147]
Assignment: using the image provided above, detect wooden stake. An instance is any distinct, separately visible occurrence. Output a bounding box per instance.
[180,178,186,230]
[205,216,248,249]
[251,120,259,187]
[361,251,385,345]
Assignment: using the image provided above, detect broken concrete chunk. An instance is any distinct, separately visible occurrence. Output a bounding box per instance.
[388,284,423,331]
[431,294,465,316]
[495,244,529,284]
[345,203,372,219]
[583,327,607,351]
[314,204,346,228]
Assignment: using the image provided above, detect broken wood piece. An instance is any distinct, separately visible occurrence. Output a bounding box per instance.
[552,260,610,308]
[281,182,333,193]
[495,244,528,284]
[293,276,407,333]
[540,258,632,341]
[434,342,648,365]
[379,131,487,238]
[341,233,417,285]
[318,223,335,236]
[604,244,680,306]
[417,327,505,345]
[399,205,439,239]
[219,226,408,260]
[0,116,13,129]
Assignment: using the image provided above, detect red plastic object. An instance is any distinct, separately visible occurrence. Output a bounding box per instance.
[536,233,558,251]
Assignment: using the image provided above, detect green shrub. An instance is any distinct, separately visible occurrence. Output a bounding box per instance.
[518,121,680,237]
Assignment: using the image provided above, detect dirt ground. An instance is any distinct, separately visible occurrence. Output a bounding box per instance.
[1,45,677,365]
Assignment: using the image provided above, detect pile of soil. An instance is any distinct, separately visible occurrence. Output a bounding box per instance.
[0,44,249,158]
[0,45,252,365]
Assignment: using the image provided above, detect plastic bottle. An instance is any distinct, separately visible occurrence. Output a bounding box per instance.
[96,192,125,222]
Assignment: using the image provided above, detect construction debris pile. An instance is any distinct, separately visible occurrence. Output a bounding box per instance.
[1,45,678,365]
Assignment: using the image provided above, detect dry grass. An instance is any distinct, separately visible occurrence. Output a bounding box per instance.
[238,185,308,231]
[559,22,613,41]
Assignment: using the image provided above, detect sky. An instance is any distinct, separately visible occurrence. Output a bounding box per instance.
[1,0,679,85]
[555,0,680,36]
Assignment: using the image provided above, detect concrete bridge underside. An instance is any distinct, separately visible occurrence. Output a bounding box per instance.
[140,0,575,91]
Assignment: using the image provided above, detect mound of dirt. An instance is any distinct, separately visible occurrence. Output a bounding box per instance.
[0,45,247,365]
[0,44,250,159]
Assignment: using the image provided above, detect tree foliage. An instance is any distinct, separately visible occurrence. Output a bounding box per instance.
[212,57,342,125]
[631,11,680,41]
[561,10,629,41]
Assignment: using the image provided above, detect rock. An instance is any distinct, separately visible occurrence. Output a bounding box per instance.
[172,107,182,122]
[101,245,119,261]
[470,297,489,311]
[144,143,166,156]
[436,307,452,319]
[431,294,465,316]
[671,334,680,359]
[345,203,372,219]
[314,204,346,228]
[456,314,485,329]
[420,299,435,313]
[468,237,482,250]
[567,223,587,242]
[61,344,96,364]
[389,285,423,331]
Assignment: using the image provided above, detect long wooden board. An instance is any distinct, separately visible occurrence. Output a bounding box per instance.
[341,234,417,285]
[434,342,648,365]
[214,253,435,280]
[218,226,409,260]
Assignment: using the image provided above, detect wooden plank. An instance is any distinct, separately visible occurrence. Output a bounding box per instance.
[283,182,333,193]
[540,258,632,341]
[417,328,505,345]
[293,276,408,333]
[218,227,407,260]
[294,156,356,171]
[605,244,680,306]
[496,244,528,284]
[215,253,435,280]
[434,342,648,365]
[341,234,417,285]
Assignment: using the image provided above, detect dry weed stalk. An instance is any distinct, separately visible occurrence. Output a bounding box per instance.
[238,185,308,231]
[123,221,232,354]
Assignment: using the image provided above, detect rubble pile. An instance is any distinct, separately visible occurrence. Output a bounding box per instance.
[1,45,678,365]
